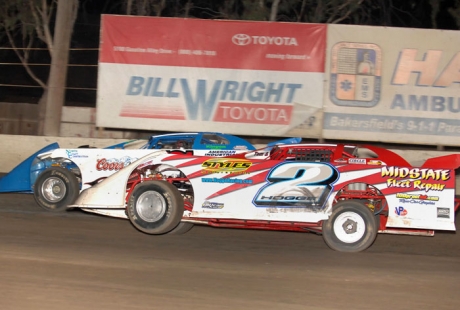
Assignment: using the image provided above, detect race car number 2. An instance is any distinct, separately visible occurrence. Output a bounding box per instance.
[253,162,339,208]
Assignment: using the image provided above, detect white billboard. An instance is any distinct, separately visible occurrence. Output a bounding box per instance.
[97,15,327,138]
[323,24,460,146]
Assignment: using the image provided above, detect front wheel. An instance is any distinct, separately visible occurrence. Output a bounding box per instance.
[127,181,184,234]
[167,222,194,235]
[33,167,80,212]
[322,200,378,252]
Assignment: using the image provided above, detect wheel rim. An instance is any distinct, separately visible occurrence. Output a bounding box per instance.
[333,211,366,243]
[136,191,167,223]
[40,177,66,202]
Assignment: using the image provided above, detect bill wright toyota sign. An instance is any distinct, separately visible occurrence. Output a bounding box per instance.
[97,15,326,137]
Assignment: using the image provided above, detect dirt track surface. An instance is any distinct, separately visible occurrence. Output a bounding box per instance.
[0,193,459,310]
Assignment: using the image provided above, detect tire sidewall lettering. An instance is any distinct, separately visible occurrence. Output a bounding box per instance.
[50,170,70,183]
[33,167,80,212]
[126,181,184,235]
[129,185,171,229]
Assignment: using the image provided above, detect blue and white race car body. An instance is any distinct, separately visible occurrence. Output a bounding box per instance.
[0,132,300,195]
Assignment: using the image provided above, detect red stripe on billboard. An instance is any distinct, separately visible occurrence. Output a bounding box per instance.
[119,104,186,119]
[100,15,326,72]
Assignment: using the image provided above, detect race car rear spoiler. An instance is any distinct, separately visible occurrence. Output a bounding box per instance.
[421,154,460,170]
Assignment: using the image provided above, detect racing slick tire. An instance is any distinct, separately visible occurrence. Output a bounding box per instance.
[322,200,378,252]
[33,167,80,212]
[127,180,184,235]
[167,222,194,235]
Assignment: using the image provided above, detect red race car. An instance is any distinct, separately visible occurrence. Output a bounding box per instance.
[68,143,460,252]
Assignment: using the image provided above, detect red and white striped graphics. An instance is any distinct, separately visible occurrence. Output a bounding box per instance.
[156,153,456,230]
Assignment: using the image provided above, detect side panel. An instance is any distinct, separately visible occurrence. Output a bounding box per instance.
[169,158,337,223]
[46,148,158,191]
[334,165,456,231]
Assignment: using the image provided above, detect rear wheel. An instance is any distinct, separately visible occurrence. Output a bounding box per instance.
[127,181,184,234]
[33,167,80,212]
[322,200,378,252]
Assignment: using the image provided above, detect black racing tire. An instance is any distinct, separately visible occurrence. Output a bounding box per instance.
[167,222,194,235]
[322,200,378,252]
[375,214,381,231]
[33,167,80,212]
[127,180,184,235]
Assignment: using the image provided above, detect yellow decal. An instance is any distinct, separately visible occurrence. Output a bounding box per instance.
[381,166,450,181]
[202,158,252,173]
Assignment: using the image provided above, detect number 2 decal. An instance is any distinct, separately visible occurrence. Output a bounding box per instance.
[253,162,339,209]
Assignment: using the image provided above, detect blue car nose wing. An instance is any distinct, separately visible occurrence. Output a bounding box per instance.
[0,143,59,193]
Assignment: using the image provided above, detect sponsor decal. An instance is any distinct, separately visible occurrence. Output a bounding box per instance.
[232,34,298,46]
[382,167,450,181]
[257,195,317,202]
[348,158,366,164]
[398,198,435,205]
[202,177,253,184]
[203,150,237,156]
[233,145,248,150]
[396,193,439,201]
[66,150,88,159]
[202,158,252,174]
[368,160,384,165]
[330,42,382,107]
[381,167,450,192]
[437,207,450,219]
[334,158,348,164]
[96,156,137,171]
[137,160,154,169]
[205,144,227,149]
[202,201,224,209]
[395,206,408,216]
[251,151,270,157]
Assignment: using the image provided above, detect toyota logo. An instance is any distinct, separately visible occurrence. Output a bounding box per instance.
[232,34,251,46]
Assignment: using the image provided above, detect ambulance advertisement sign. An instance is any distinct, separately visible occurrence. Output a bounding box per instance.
[324,24,460,146]
[97,15,326,137]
